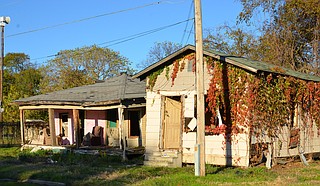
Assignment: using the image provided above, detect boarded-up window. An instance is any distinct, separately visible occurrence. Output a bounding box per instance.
[188,59,194,72]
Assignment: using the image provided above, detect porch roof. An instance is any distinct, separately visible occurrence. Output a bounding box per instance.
[133,45,320,82]
[14,73,146,107]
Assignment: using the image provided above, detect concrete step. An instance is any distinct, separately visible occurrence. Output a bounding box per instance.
[144,160,173,167]
[146,155,175,163]
[152,151,179,157]
[144,150,182,168]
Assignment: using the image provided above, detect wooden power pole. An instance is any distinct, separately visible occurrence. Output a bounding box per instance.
[194,0,205,176]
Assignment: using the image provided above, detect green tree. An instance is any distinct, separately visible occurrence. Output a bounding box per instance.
[204,26,260,60]
[238,0,320,75]
[3,53,43,122]
[40,45,133,93]
[138,41,182,69]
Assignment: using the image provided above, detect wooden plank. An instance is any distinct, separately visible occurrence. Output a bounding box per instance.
[159,95,165,149]
[73,109,80,148]
[118,107,126,161]
[48,108,57,146]
[20,109,25,145]
[180,95,185,151]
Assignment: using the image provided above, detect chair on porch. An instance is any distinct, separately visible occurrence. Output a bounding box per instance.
[43,128,52,145]
[90,126,103,146]
[43,128,61,145]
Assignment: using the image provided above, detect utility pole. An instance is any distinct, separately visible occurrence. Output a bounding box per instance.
[0,16,11,122]
[194,0,205,176]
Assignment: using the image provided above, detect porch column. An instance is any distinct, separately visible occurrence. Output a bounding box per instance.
[48,108,57,146]
[118,107,126,161]
[73,109,80,148]
[19,109,25,145]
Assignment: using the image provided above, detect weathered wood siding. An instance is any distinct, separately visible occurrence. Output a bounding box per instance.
[151,58,211,92]
[145,91,162,153]
[141,108,147,147]
[183,133,250,167]
[145,56,250,166]
[274,123,320,157]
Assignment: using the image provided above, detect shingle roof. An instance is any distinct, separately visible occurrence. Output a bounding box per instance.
[133,45,320,82]
[14,73,146,106]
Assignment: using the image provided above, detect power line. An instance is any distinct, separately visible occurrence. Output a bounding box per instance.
[180,0,194,44]
[30,18,194,63]
[185,21,194,45]
[6,1,167,38]
[102,18,194,47]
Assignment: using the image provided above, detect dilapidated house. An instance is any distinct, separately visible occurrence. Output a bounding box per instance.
[14,73,146,150]
[133,45,320,167]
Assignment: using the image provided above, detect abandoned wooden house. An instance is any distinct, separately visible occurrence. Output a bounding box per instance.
[133,45,320,167]
[14,73,146,150]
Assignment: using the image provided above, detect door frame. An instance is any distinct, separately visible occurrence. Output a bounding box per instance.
[59,113,69,137]
[160,95,184,150]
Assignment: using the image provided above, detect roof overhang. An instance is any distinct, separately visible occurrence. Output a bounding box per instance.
[133,45,258,80]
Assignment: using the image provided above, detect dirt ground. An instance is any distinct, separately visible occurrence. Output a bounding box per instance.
[266,158,320,185]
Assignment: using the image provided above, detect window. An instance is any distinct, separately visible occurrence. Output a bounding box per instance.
[193,95,222,135]
[187,59,195,72]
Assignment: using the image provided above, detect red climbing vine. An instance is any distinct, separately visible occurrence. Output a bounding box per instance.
[205,59,320,138]
[149,52,320,139]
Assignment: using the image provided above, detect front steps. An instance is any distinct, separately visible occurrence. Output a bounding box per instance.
[144,150,182,167]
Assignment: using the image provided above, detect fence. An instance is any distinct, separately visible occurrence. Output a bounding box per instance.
[0,122,21,145]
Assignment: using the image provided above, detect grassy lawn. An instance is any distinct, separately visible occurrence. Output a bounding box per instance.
[1,147,320,185]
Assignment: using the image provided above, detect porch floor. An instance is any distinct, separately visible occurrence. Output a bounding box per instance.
[22,144,145,158]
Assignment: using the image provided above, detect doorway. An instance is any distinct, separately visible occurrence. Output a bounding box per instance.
[163,96,182,149]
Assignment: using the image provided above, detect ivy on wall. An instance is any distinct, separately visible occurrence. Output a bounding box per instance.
[206,59,320,138]
[147,52,320,139]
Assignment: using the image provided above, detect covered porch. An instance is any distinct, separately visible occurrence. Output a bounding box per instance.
[14,74,146,153]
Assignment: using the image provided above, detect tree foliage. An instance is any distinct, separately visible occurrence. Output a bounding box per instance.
[40,45,132,93]
[3,53,43,122]
[205,0,319,75]
[204,26,260,60]
[138,41,182,69]
[238,0,320,75]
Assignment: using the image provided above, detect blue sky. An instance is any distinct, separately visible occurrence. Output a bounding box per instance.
[2,0,243,69]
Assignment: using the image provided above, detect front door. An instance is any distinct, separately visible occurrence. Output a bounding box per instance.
[163,96,182,149]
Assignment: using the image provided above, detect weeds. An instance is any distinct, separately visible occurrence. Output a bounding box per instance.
[1,147,320,185]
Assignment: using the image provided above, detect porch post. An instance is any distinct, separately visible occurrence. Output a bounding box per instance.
[118,106,126,161]
[73,109,80,148]
[19,109,25,145]
[48,108,57,146]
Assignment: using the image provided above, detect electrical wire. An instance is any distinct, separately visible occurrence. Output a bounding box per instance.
[102,18,194,47]
[180,0,194,44]
[6,1,168,38]
[185,21,194,45]
[30,18,194,62]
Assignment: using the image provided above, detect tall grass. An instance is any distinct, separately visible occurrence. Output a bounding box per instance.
[1,147,320,185]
